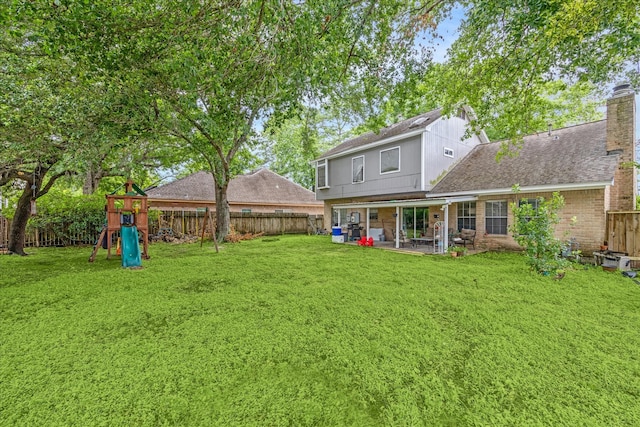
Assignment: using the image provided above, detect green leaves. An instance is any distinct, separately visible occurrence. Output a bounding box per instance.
[510,191,569,274]
[438,0,639,147]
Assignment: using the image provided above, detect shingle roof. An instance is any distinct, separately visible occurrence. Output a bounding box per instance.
[319,108,443,158]
[430,120,617,194]
[146,169,321,205]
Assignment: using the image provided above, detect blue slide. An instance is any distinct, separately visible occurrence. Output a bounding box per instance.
[120,226,142,268]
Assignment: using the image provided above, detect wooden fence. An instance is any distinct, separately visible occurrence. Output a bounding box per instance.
[606,211,640,256]
[0,212,324,249]
[0,215,8,250]
[151,211,324,237]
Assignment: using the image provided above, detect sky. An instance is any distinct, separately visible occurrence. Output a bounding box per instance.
[429,6,464,64]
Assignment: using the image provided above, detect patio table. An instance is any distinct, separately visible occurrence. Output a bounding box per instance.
[410,237,434,247]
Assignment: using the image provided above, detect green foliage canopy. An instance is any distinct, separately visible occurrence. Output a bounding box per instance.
[20,0,441,237]
[510,189,569,274]
[439,0,639,144]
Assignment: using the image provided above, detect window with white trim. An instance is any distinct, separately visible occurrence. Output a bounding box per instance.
[485,200,508,235]
[380,147,400,174]
[444,147,454,158]
[332,208,348,226]
[352,156,364,183]
[457,201,476,230]
[316,159,328,189]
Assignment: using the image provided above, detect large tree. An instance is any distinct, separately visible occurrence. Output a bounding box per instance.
[26,0,441,239]
[0,5,175,253]
[0,16,83,254]
[438,0,640,147]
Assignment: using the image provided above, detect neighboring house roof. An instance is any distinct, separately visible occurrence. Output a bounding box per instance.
[430,120,618,195]
[318,108,443,158]
[146,169,321,205]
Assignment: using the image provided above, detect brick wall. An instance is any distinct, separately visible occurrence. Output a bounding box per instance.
[445,189,608,254]
[606,91,637,211]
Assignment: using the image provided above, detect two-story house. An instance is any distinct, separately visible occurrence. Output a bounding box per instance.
[315,86,636,254]
[314,107,489,248]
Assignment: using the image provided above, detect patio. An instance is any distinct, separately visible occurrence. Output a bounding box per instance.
[343,238,482,256]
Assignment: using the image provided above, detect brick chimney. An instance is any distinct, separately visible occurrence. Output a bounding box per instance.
[606,84,637,211]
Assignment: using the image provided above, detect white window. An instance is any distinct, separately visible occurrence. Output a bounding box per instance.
[485,200,508,235]
[444,147,454,158]
[457,201,476,230]
[333,208,348,226]
[316,159,328,189]
[380,147,400,174]
[352,156,364,183]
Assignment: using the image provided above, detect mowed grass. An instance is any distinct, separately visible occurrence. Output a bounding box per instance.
[1,235,639,426]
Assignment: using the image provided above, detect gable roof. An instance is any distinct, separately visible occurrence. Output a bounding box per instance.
[318,108,443,159]
[146,169,321,205]
[430,120,618,195]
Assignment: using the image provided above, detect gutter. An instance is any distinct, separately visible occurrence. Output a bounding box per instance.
[330,195,481,210]
[426,180,613,199]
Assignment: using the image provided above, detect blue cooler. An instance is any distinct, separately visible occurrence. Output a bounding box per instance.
[332,226,342,236]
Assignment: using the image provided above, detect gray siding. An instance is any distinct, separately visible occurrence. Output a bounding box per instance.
[423,116,482,191]
[316,115,482,201]
[316,135,422,200]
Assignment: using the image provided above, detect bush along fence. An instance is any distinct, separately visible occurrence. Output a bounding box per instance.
[0,212,324,249]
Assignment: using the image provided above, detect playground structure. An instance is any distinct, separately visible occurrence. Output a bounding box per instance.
[89,180,149,265]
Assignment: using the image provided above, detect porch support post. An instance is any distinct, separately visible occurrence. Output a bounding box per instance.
[395,206,400,249]
[414,207,417,238]
[442,204,449,251]
[366,207,370,240]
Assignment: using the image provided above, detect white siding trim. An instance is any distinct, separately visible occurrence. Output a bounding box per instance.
[316,159,329,189]
[420,130,426,191]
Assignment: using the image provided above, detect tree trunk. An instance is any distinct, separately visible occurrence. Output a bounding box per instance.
[8,186,33,255]
[82,168,103,195]
[214,183,230,241]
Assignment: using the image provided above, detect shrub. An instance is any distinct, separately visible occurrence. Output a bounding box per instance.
[509,189,569,275]
[449,245,467,254]
[27,190,106,244]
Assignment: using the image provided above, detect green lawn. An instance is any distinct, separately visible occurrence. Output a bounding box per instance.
[1,235,639,426]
